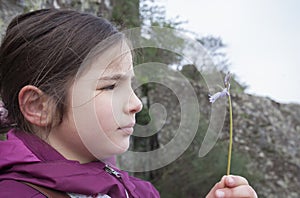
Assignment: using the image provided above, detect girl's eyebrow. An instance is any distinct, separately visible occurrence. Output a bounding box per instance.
[98,73,134,81]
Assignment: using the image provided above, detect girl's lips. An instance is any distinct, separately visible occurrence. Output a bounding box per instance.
[118,123,135,135]
[118,127,134,135]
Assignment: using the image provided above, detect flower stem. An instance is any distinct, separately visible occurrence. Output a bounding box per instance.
[227,93,233,175]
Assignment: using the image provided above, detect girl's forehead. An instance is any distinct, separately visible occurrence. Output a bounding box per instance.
[108,52,133,69]
[92,51,133,78]
[77,41,133,78]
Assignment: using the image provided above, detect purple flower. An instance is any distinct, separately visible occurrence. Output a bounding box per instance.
[209,88,229,103]
[209,72,232,103]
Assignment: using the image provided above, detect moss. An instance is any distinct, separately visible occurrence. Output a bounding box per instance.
[0,133,6,140]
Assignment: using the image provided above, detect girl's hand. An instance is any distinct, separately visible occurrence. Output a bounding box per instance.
[206,175,257,198]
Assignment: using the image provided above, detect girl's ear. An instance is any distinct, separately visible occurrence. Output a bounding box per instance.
[18,85,53,127]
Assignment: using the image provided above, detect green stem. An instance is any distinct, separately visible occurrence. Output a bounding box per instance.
[227,93,233,175]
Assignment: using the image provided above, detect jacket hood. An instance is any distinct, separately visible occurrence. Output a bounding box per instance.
[0,129,159,198]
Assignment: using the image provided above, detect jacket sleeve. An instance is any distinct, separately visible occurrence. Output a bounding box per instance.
[0,180,46,198]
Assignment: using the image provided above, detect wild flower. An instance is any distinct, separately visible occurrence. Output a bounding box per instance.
[209,72,233,175]
[208,88,229,103]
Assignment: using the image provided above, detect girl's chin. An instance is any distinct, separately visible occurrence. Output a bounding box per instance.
[94,143,130,160]
[114,143,130,154]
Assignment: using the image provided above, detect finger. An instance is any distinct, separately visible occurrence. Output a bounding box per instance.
[224,175,249,188]
[215,185,257,198]
[206,176,227,198]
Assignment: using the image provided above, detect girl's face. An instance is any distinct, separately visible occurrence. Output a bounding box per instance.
[48,42,143,163]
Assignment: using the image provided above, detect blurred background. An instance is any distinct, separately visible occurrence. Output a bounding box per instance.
[0,1,299,197]
[164,0,300,104]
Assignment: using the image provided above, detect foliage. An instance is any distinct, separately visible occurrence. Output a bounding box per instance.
[197,36,229,71]
[110,0,140,29]
[149,118,261,197]
[0,133,5,140]
[19,0,102,14]
[132,1,188,182]
[140,0,186,28]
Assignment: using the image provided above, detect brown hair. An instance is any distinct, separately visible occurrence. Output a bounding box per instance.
[0,9,122,133]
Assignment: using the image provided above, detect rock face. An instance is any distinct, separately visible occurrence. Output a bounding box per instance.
[146,72,300,198]
[231,93,300,197]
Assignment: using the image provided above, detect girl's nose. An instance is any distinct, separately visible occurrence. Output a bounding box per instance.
[127,91,143,114]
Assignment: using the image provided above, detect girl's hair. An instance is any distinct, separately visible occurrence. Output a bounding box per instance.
[0,9,122,133]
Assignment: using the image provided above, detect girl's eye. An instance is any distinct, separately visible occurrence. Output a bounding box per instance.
[99,84,116,91]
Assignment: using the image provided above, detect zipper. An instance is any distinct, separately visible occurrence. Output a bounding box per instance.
[104,164,131,198]
[104,164,122,178]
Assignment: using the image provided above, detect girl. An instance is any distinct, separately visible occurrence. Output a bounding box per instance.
[0,9,257,198]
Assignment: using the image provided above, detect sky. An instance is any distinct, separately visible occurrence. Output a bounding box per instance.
[163,0,300,104]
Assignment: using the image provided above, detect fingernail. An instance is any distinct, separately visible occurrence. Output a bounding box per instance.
[216,190,225,198]
[228,176,234,185]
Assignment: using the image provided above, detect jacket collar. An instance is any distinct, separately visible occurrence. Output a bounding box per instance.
[0,129,140,197]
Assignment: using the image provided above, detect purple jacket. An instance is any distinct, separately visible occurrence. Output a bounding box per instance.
[0,129,160,198]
